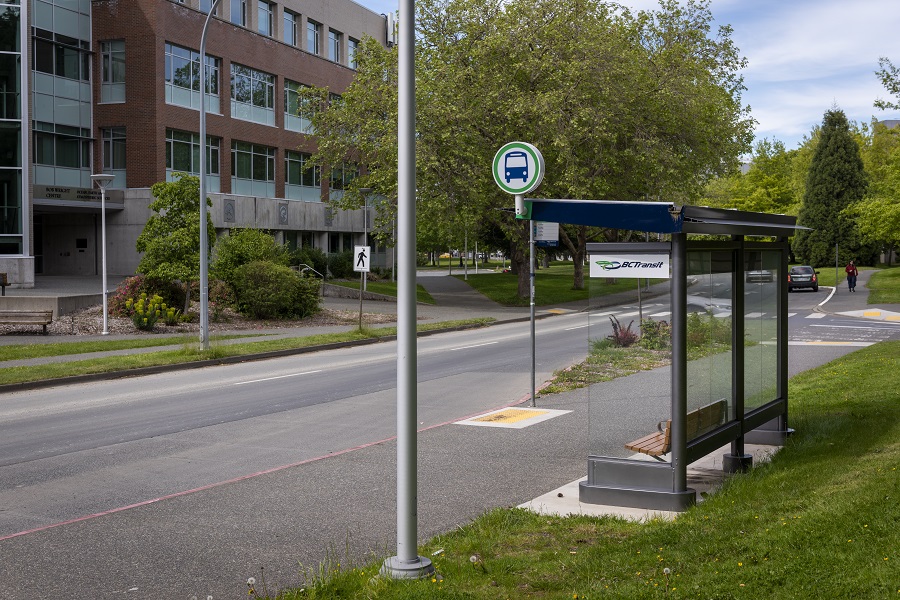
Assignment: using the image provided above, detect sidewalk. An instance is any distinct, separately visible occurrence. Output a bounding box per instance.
[814,268,900,321]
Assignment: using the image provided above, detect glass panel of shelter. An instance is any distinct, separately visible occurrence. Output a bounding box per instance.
[587,267,672,460]
[743,248,780,412]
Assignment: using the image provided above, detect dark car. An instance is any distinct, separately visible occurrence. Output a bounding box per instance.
[788,265,819,292]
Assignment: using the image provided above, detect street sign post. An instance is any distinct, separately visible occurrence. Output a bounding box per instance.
[354,245,371,330]
[492,142,545,407]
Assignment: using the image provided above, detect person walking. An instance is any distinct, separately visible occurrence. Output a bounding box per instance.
[845,260,859,292]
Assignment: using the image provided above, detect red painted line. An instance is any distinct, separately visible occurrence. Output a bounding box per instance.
[0,391,539,543]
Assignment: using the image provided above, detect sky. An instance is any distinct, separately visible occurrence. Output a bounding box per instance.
[354,0,900,151]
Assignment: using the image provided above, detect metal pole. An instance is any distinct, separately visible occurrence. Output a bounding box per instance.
[359,271,364,330]
[671,233,687,492]
[363,196,368,292]
[381,0,433,580]
[198,0,219,352]
[464,228,468,280]
[101,186,108,335]
[835,242,839,294]
[530,220,536,407]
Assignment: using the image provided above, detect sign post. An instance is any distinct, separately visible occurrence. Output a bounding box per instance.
[354,245,370,330]
[492,142,544,406]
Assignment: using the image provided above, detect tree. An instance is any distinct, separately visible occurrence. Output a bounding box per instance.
[792,109,868,267]
[875,56,900,111]
[701,139,798,215]
[135,173,214,314]
[304,0,753,296]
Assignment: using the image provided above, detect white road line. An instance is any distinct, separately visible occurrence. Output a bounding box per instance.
[649,311,671,317]
[590,311,618,317]
[810,324,900,331]
[745,312,765,319]
[450,341,500,351]
[617,311,641,317]
[564,324,593,331]
[787,313,797,318]
[805,313,827,319]
[235,370,323,385]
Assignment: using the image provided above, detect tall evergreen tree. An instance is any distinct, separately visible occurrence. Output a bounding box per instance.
[792,109,868,267]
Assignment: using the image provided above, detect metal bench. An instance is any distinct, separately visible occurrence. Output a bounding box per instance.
[0,310,54,335]
[625,398,727,460]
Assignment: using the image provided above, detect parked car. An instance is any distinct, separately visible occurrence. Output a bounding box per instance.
[788,265,819,292]
[746,269,774,283]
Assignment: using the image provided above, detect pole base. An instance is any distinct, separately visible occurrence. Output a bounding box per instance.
[380,556,435,580]
[723,453,753,474]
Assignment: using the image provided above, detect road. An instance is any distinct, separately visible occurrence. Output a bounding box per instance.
[0,288,898,598]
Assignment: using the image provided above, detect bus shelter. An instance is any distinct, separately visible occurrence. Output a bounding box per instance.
[524,200,803,511]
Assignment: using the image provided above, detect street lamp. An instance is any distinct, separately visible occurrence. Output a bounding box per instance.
[198,0,221,351]
[91,173,114,335]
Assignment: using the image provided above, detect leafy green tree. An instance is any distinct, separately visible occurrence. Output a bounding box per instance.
[702,139,798,215]
[875,56,900,111]
[136,173,214,313]
[304,0,752,296]
[792,109,868,267]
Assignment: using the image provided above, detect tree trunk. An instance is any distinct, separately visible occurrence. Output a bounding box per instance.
[511,244,529,299]
[184,280,191,316]
[560,226,587,290]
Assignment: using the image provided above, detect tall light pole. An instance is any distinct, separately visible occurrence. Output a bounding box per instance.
[91,173,114,335]
[380,0,434,580]
[199,0,220,351]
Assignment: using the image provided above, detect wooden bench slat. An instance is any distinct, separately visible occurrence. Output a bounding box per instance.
[625,399,727,458]
[0,310,54,334]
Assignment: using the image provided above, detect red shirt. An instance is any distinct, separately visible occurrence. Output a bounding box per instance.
[845,264,858,277]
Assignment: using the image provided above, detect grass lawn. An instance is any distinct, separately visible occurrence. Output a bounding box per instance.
[457,263,661,307]
[263,341,900,599]
[868,266,900,303]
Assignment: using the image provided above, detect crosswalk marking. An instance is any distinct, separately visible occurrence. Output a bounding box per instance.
[805,313,826,319]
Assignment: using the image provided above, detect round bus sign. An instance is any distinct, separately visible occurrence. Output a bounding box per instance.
[492,142,544,195]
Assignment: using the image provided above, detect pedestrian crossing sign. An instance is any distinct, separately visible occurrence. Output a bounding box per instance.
[354,245,371,273]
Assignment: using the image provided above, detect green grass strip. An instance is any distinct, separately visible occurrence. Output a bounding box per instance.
[0,319,494,386]
[867,266,900,304]
[0,334,256,362]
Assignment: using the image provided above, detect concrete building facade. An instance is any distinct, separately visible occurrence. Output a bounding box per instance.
[2,0,391,286]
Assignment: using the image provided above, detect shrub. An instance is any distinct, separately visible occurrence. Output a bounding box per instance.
[639,319,671,350]
[607,315,638,347]
[231,260,321,319]
[291,246,328,277]
[327,250,355,279]
[125,293,166,331]
[212,228,290,286]
[110,275,186,317]
[208,279,236,322]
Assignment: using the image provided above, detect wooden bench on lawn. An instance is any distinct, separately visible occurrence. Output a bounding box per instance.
[625,398,728,460]
[0,310,54,335]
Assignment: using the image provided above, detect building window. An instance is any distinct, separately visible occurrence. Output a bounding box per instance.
[165,129,220,176]
[33,29,90,81]
[102,127,126,171]
[284,80,316,134]
[258,1,273,37]
[231,63,275,126]
[348,38,359,69]
[285,150,321,201]
[307,19,320,55]
[283,10,298,46]
[231,141,275,196]
[100,40,125,103]
[328,29,341,62]
[330,162,357,191]
[199,0,218,14]
[165,42,220,112]
[33,125,91,169]
[230,0,246,26]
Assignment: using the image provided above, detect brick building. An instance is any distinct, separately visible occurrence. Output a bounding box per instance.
[1,0,391,286]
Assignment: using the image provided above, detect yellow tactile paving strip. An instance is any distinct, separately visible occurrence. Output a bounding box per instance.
[472,408,549,424]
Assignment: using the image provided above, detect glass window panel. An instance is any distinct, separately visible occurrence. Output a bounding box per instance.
[34,38,54,74]
[0,54,19,119]
[743,249,780,412]
[0,6,20,53]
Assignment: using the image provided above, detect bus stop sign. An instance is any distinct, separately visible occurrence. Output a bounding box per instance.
[493,142,544,196]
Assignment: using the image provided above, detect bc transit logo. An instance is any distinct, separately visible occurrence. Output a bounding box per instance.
[594,260,622,271]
